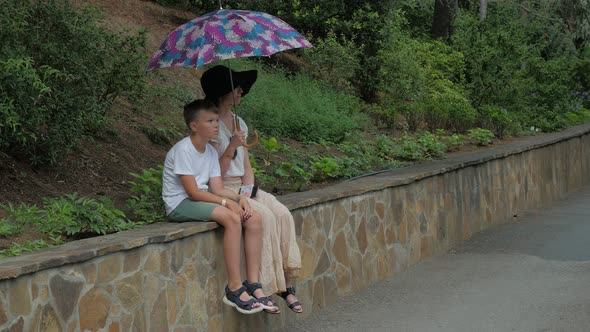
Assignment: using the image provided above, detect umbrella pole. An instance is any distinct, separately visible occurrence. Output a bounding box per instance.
[226,60,239,131]
[218,0,223,9]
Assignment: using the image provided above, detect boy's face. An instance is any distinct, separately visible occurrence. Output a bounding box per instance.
[190,110,219,140]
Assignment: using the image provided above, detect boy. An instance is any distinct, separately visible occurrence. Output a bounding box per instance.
[162,99,266,314]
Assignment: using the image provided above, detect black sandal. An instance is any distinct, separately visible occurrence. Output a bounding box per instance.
[243,280,280,314]
[222,285,263,315]
[278,286,303,313]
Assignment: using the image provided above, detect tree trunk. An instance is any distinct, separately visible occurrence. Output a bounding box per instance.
[432,0,458,40]
[479,0,488,21]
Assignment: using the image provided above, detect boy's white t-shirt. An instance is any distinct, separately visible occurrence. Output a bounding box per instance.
[162,137,221,215]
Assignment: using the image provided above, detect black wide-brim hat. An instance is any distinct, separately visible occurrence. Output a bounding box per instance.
[200,65,258,101]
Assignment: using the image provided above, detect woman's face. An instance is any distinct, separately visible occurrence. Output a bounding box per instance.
[220,86,244,106]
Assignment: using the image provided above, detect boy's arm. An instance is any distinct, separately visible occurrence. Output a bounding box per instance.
[179,175,232,204]
[209,176,253,217]
[208,176,241,201]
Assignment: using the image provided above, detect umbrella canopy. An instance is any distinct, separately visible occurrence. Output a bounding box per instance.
[145,9,313,71]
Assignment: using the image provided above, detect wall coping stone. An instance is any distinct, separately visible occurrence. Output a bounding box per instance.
[1,123,589,279]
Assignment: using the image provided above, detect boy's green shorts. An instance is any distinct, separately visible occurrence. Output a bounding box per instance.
[168,199,218,222]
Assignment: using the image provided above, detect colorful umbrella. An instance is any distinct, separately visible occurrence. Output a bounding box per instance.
[145,8,313,71]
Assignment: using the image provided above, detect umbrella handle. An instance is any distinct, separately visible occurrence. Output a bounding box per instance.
[235,118,259,148]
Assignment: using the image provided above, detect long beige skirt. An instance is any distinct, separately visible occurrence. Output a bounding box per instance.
[224,178,302,295]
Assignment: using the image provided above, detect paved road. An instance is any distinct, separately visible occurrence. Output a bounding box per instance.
[285,186,590,332]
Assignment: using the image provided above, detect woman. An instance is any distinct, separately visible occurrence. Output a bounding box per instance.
[201,65,303,314]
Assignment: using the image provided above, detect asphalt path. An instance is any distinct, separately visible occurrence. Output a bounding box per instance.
[284,185,590,332]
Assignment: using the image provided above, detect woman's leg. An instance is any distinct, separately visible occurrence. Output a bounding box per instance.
[243,210,263,283]
[243,210,279,311]
[254,189,303,311]
[255,189,302,273]
[224,180,286,295]
[284,273,302,312]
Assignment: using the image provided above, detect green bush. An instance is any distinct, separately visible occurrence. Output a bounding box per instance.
[452,2,579,132]
[127,166,166,224]
[0,240,52,258]
[436,130,465,151]
[0,1,146,164]
[468,128,495,146]
[1,194,134,240]
[302,31,361,94]
[0,203,41,236]
[393,132,447,161]
[311,157,341,181]
[42,194,133,236]
[274,161,312,191]
[478,105,519,139]
[239,65,366,143]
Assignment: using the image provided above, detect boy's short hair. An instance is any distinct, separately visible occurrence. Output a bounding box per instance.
[183,99,218,129]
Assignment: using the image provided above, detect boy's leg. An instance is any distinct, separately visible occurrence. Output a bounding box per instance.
[211,206,258,304]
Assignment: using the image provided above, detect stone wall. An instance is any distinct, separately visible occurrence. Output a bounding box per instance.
[1,124,589,331]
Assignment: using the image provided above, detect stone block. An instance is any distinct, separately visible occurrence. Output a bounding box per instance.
[144,274,162,314]
[332,201,349,234]
[49,274,84,323]
[385,224,397,245]
[175,274,188,308]
[177,306,191,325]
[323,277,338,307]
[399,221,408,244]
[8,277,31,316]
[97,254,122,283]
[421,236,431,259]
[143,249,161,273]
[132,307,146,332]
[332,232,349,266]
[0,300,6,326]
[38,305,62,332]
[116,273,142,311]
[298,240,317,280]
[313,251,330,276]
[6,316,23,332]
[356,220,368,255]
[108,321,120,332]
[160,251,170,277]
[205,275,221,317]
[123,250,141,273]
[81,262,97,285]
[312,278,325,312]
[149,290,169,332]
[79,287,111,331]
[335,264,351,295]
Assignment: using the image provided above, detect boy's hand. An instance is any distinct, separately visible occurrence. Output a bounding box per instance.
[226,200,244,219]
[238,197,252,219]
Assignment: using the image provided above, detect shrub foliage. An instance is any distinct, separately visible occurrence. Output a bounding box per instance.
[0,1,146,165]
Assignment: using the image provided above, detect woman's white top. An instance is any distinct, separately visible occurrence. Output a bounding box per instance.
[162,137,221,215]
[215,115,248,178]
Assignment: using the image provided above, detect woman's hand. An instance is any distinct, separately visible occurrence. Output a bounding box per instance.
[229,129,246,149]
